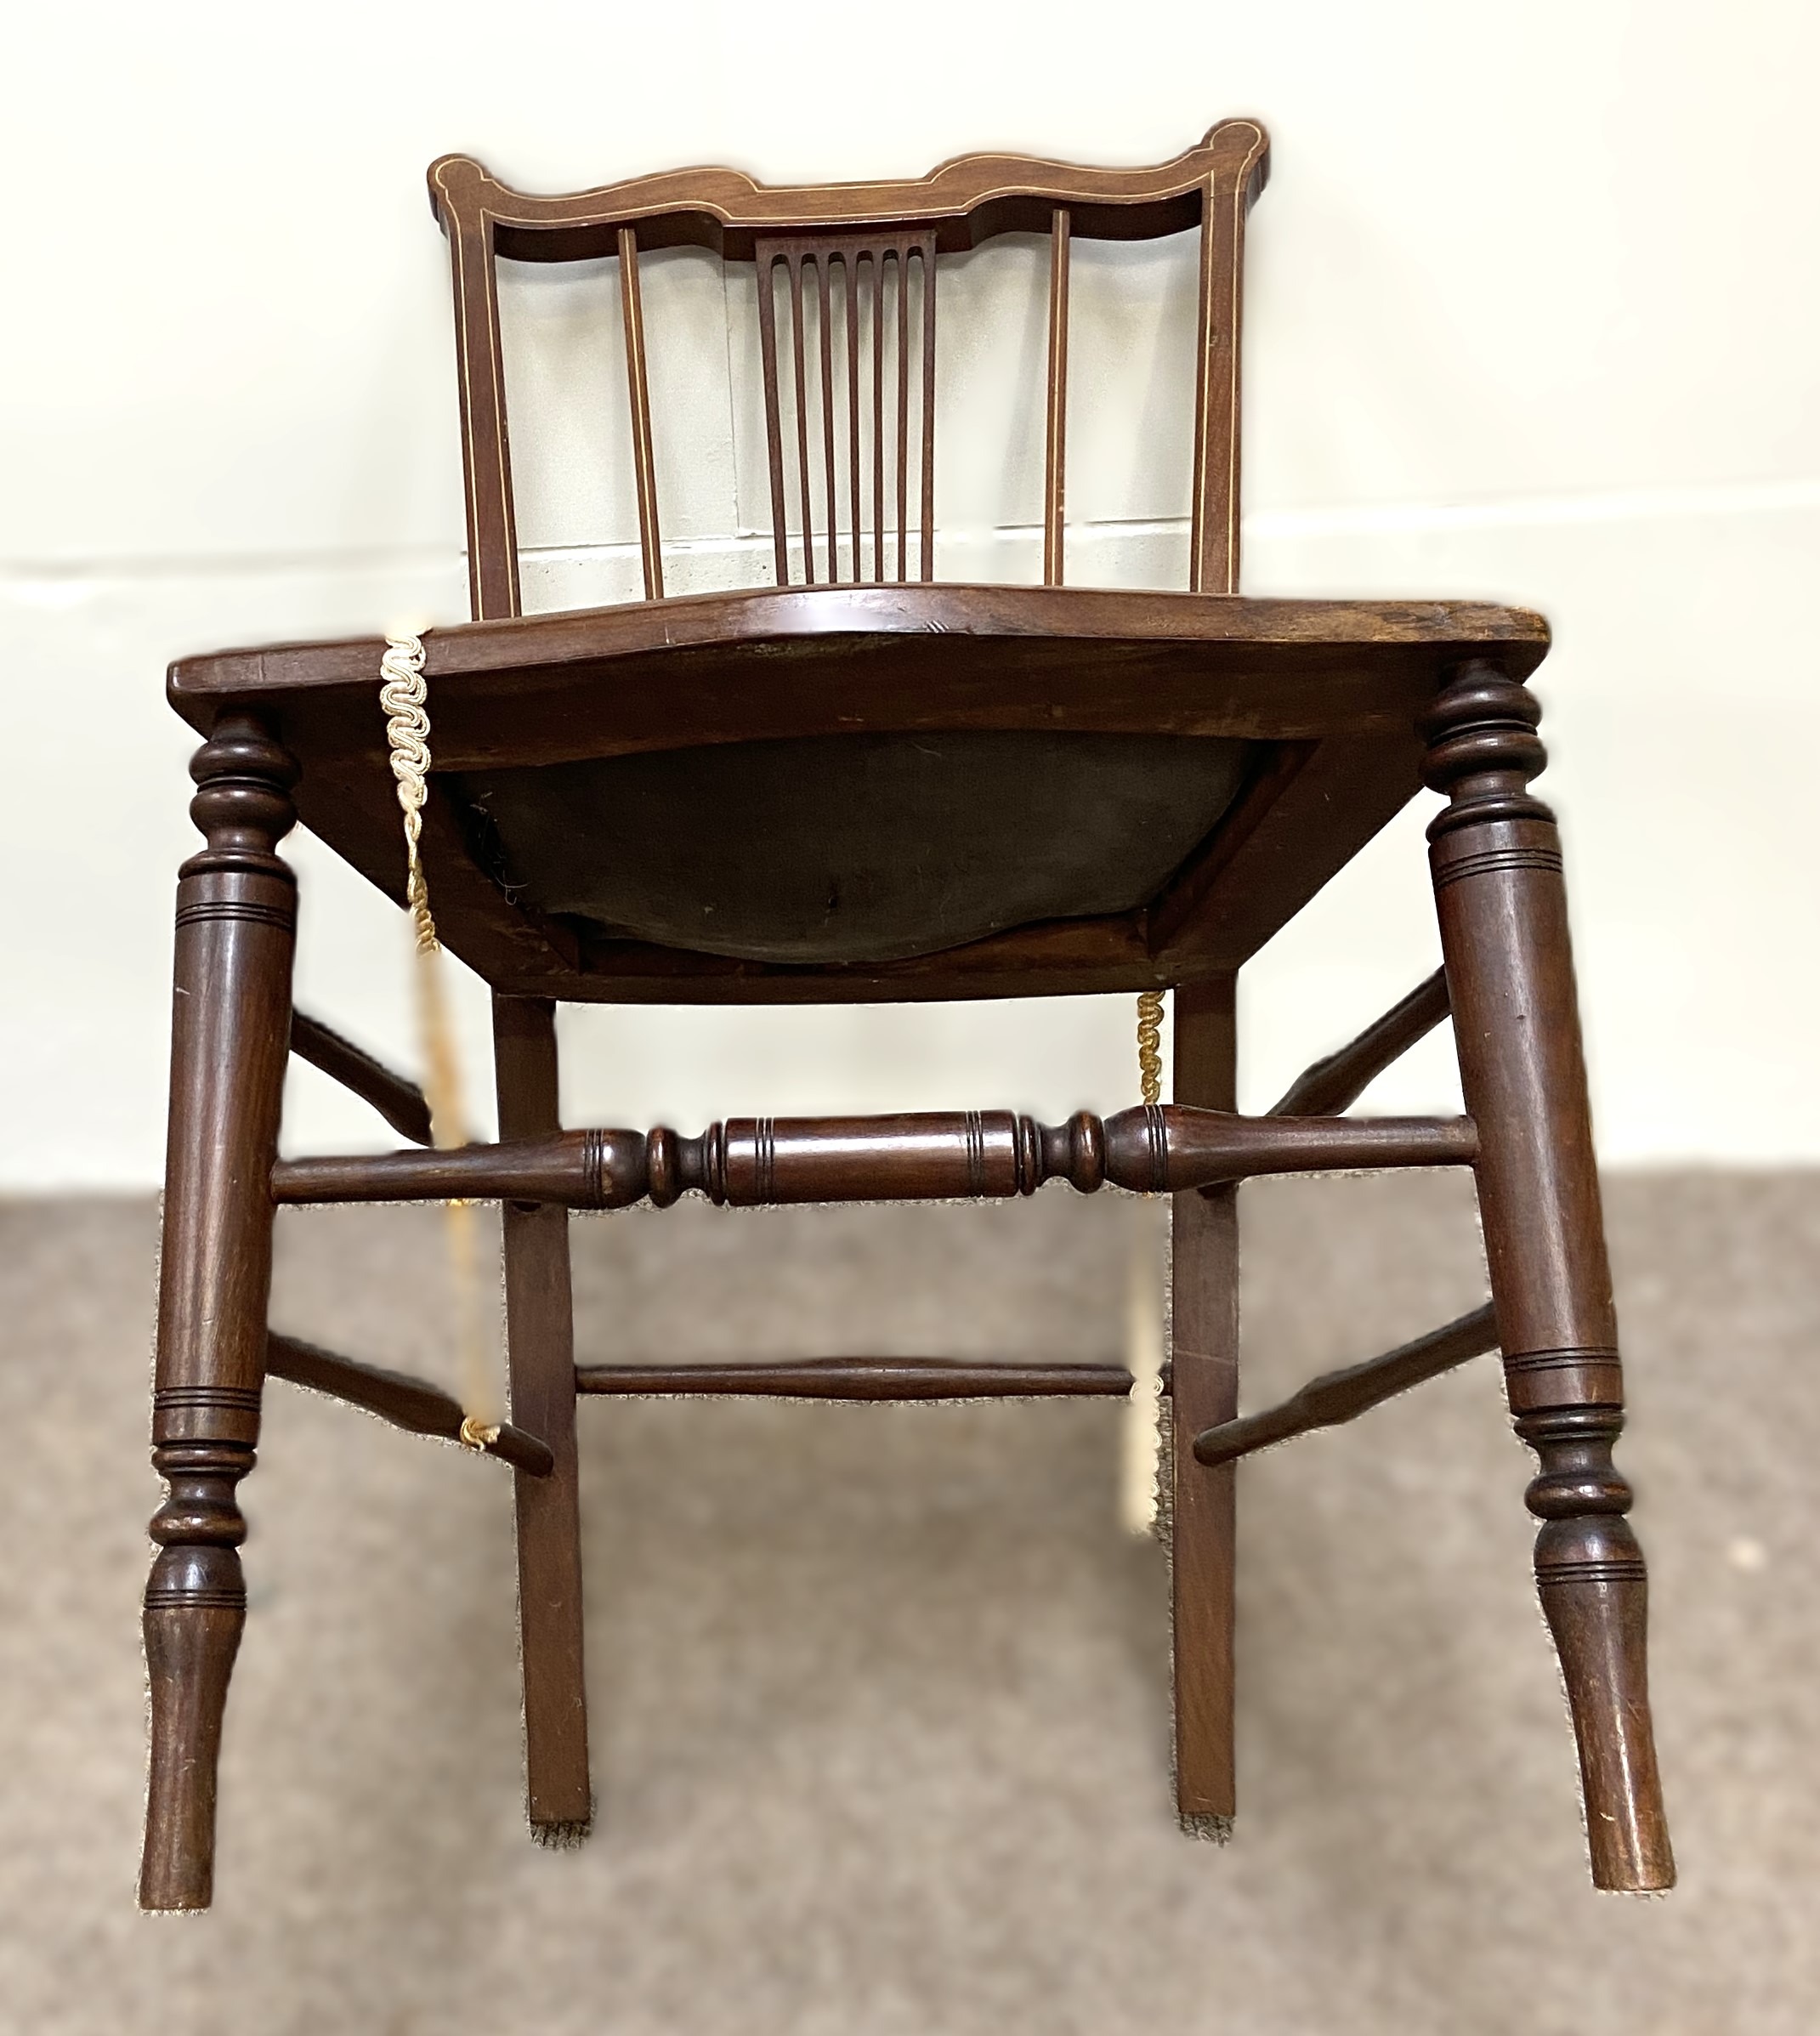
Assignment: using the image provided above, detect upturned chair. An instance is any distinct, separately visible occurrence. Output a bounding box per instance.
[139,121,1674,1908]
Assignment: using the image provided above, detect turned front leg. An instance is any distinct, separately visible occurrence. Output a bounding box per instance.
[140,714,298,1911]
[1422,661,1673,1891]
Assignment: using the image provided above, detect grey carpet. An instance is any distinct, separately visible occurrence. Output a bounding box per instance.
[3,1171,1815,2033]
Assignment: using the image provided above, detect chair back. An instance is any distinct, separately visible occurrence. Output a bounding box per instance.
[429,122,1268,621]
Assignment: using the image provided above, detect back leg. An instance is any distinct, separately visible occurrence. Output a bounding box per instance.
[1169,977,1239,1831]
[493,994,592,1838]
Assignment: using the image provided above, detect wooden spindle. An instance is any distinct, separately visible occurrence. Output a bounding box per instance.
[288,1009,432,1147]
[1191,1302,1500,1466]
[916,243,937,581]
[1270,967,1452,1118]
[575,1356,1135,1401]
[270,1106,1477,1211]
[788,253,816,584]
[845,254,863,582]
[871,251,886,582]
[895,249,910,581]
[816,254,839,581]
[617,226,663,600]
[1043,207,1071,587]
[757,249,792,586]
[267,1330,554,1476]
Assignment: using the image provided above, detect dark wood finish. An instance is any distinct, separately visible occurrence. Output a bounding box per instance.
[269,1103,1477,1210]
[1043,207,1070,586]
[436,194,519,620]
[288,1009,433,1146]
[169,588,1540,1004]
[267,1330,554,1476]
[492,995,592,1839]
[1170,978,1239,1827]
[1421,661,1673,1892]
[429,124,1267,609]
[575,1356,1134,1399]
[143,123,1664,1900]
[1269,967,1452,1117]
[617,228,664,601]
[756,231,936,584]
[140,714,298,1912]
[1192,1302,1499,1466]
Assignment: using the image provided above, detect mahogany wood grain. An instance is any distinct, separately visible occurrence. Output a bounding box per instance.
[1170,978,1239,1824]
[288,1009,433,1146]
[429,127,1263,611]
[142,119,1662,1901]
[1043,207,1070,587]
[428,124,1267,261]
[140,714,298,1912]
[1422,661,1673,1891]
[1191,1302,1499,1466]
[1268,967,1451,1117]
[438,201,519,619]
[756,231,936,584]
[617,228,664,600]
[166,587,1544,1004]
[269,1104,1477,1210]
[493,995,592,1837]
[266,1330,554,1476]
[575,1357,1134,1400]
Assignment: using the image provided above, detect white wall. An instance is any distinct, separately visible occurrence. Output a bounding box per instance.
[3,0,1816,1188]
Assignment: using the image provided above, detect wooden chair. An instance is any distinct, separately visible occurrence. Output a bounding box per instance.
[138,121,1674,1908]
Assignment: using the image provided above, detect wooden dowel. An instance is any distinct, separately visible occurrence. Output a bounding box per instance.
[895,249,910,581]
[270,1106,1477,1211]
[272,1129,632,1207]
[916,242,936,581]
[1043,207,1070,587]
[816,253,839,581]
[1271,968,1452,1118]
[757,249,791,585]
[267,1330,555,1477]
[871,252,885,582]
[845,254,862,582]
[575,1356,1136,1400]
[617,226,664,599]
[1190,1302,1499,1466]
[789,253,816,583]
[289,1012,432,1147]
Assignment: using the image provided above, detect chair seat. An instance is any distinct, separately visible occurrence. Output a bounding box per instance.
[458,729,1252,964]
[166,584,1550,1000]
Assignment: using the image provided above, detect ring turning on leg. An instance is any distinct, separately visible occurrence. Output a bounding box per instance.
[1422,661,1673,1892]
[139,714,298,1910]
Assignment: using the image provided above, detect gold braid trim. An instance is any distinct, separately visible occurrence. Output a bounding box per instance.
[1136,990,1165,1106]
[380,632,502,1435]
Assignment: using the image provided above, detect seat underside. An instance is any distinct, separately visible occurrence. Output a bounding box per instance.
[456,729,1252,965]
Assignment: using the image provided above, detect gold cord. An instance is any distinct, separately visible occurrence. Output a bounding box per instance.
[381,632,502,1432]
[1136,990,1165,1106]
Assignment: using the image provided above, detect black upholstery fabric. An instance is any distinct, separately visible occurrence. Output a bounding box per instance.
[456,730,1251,966]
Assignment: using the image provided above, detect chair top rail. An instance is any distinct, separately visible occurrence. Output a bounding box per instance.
[428,120,1269,261]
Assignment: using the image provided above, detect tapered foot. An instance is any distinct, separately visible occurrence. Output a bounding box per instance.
[139,1440,252,1910]
[1524,1410,1674,1891]
[1422,661,1674,1890]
